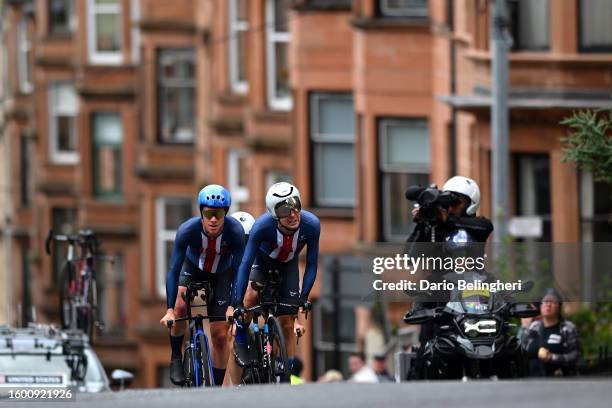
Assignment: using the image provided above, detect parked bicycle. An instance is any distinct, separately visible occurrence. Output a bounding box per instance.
[166,281,224,387]
[45,229,112,342]
[232,268,312,384]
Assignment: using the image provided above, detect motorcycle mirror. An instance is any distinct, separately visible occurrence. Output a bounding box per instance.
[520,280,534,293]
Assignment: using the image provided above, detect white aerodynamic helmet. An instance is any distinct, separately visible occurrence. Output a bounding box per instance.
[265,182,302,219]
[442,176,481,216]
[230,211,255,235]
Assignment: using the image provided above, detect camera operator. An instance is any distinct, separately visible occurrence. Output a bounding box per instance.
[405,176,493,247]
[403,176,493,350]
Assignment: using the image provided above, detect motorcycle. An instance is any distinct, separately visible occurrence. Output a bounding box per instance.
[403,231,539,380]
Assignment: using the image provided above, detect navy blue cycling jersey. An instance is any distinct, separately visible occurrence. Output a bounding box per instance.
[166,216,245,308]
[231,210,320,306]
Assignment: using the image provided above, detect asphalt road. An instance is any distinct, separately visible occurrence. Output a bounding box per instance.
[11,379,610,408]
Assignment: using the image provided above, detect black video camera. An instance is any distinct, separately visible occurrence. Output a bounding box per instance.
[405,184,458,226]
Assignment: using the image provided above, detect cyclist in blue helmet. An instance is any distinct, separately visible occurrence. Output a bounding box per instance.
[159,184,245,386]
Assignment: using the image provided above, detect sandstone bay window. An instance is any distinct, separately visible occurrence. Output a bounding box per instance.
[49,82,78,164]
[310,93,355,208]
[87,0,122,64]
[157,49,196,143]
[379,118,430,242]
[229,0,249,94]
[92,112,123,198]
[266,0,291,111]
[155,197,192,298]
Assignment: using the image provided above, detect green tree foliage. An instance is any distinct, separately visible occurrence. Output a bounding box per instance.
[560,109,612,186]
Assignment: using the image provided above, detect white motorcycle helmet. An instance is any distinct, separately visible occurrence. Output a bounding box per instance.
[230,211,255,236]
[442,176,481,216]
[265,182,301,219]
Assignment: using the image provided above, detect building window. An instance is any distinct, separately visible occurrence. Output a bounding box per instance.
[20,136,31,207]
[96,252,125,334]
[379,119,430,242]
[228,0,249,94]
[266,0,291,111]
[87,0,122,64]
[51,208,77,285]
[48,82,78,164]
[580,172,612,242]
[508,0,549,51]
[18,17,33,94]
[228,149,250,212]
[310,93,355,208]
[513,153,552,242]
[130,0,141,63]
[265,170,292,190]
[49,0,74,35]
[92,112,123,198]
[378,0,428,18]
[157,49,196,143]
[579,0,612,52]
[156,197,193,298]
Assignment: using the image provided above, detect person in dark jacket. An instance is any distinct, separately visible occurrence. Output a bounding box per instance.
[522,288,580,377]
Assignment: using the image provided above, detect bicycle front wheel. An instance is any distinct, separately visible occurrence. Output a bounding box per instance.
[197,334,212,386]
[266,316,289,383]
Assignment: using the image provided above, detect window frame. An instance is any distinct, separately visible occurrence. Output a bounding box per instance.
[577,0,612,53]
[378,0,429,18]
[130,0,141,64]
[310,92,356,208]
[155,196,193,299]
[18,17,33,94]
[507,0,550,52]
[378,118,431,242]
[48,81,79,165]
[227,148,250,212]
[228,0,249,94]
[91,112,123,199]
[87,0,123,65]
[157,48,196,144]
[48,0,74,36]
[265,0,292,111]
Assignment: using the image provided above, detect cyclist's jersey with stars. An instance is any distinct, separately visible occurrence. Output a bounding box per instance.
[166,216,245,308]
[231,211,320,306]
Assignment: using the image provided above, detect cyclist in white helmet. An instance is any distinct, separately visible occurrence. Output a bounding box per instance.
[230,211,256,238]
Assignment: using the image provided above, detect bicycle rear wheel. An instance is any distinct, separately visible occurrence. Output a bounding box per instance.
[77,277,95,341]
[58,262,75,329]
[266,316,288,383]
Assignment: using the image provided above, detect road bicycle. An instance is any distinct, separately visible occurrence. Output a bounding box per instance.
[232,268,311,384]
[166,281,223,387]
[46,229,111,342]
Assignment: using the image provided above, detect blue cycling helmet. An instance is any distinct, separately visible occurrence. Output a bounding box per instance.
[198,185,231,213]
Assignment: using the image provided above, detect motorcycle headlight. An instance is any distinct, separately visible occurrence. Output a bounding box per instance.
[462,319,497,337]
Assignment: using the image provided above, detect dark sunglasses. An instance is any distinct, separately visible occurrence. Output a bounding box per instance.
[275,197,302,218]
[202,208,226,220]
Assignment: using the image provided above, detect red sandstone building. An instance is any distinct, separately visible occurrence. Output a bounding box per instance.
[0,0,610,387]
